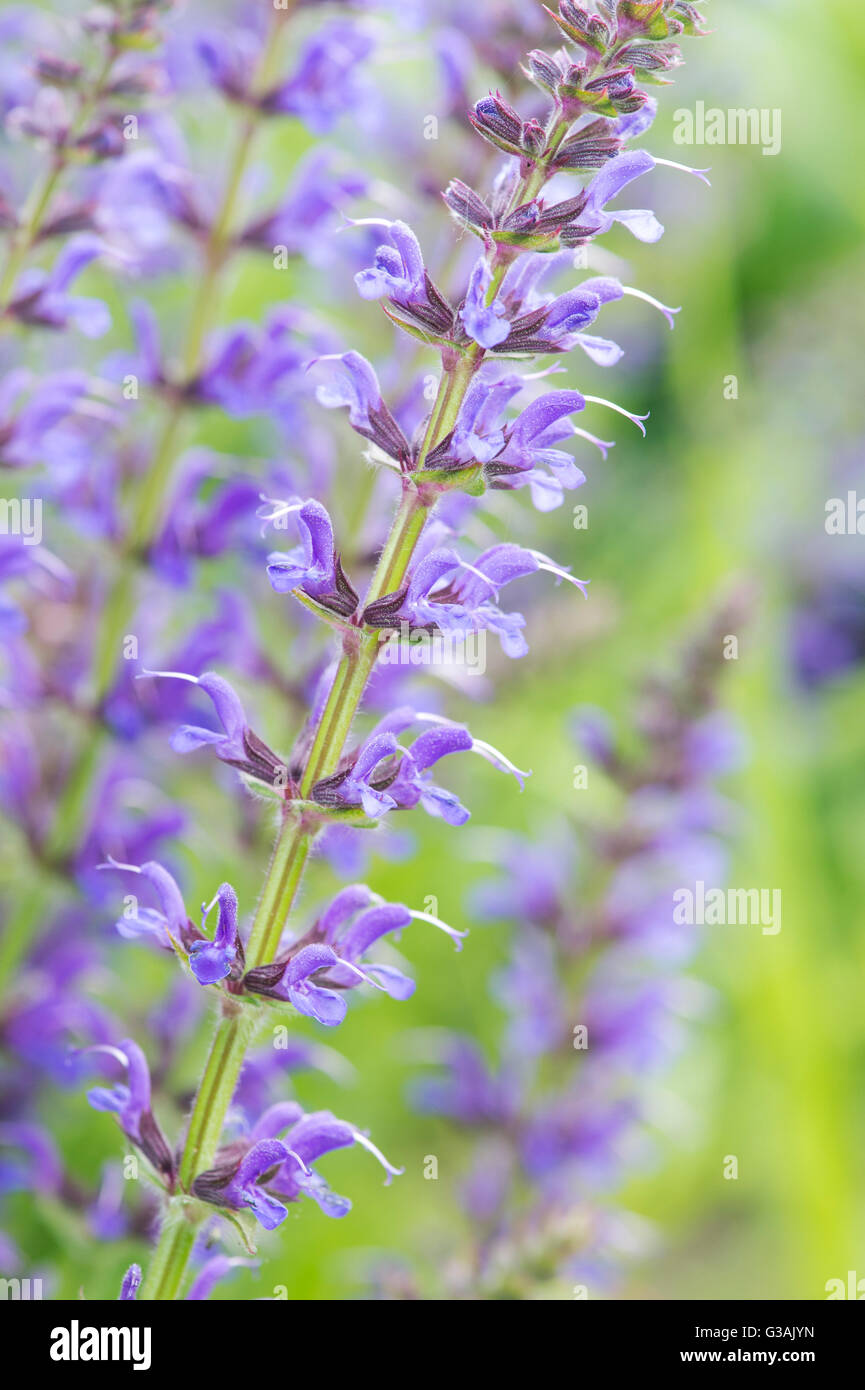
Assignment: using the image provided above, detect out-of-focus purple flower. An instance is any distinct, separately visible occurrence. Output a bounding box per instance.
[240,150,365,259]
[0,1122,63,1196]
[186,1255,258,1302]
[6,235,111,336]
[0,368,94,467]
[414,1038,518,1127]
[260,24,375,133]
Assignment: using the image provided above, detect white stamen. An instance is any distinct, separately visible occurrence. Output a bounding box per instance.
[84,1043,130,1070]
[525,549,589,597]
[622,285,680,329]
[407,908,467,951]
[572,426,615,458]
[97,855,142,875]
[653,156,712,187]
[455,559,499,598]
[468,737,532,789]
[583,396,649,435]
[284,1146,311,1176]
[351,1130,404,1184]
[135,668,199,684]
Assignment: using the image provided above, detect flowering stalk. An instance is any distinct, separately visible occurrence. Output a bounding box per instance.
[132,0,711,1300]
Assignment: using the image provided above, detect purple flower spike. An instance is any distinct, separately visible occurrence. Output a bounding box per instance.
[189,883,239,986]
[118,1264,141,1301]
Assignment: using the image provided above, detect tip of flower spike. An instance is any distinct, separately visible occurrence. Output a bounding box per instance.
[408,908,468,951]
[351,1130,404,1186]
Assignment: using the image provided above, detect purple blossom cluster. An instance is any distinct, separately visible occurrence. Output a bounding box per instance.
[0,0,713,1301]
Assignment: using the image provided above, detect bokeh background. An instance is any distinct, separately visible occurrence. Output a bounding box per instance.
[2,0,864,1300]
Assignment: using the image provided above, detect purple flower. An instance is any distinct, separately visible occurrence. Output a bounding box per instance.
[139,668,251,762]
[310,351,410,463]
[355,219,427,304]
[261,24,375,133]
[310,712,509,826]
[189,883,240,986]
[99,856,189,950]
[268,1110,403,1218]
[0,369,93,468]
[0,1122,63,1197]
[118,1264,141,1301]
[460,256,511,348]
[218,1139,291,1231]
[579,150,662,243]
[266,499,337,599]
[193,309,312,419]
[186,1255,258,1302]
[194,1110,402,1227]
[7,235,111,336]
[240,150,365,259]
[414,1038,518,1127]
[396,542,587,658]
[244,884,466,1021]
[84,1038,174,1180]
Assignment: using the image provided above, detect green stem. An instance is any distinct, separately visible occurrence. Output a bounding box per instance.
[140,348,483,1297]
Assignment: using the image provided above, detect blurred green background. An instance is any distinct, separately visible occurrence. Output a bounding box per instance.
[5,0,865,1299]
